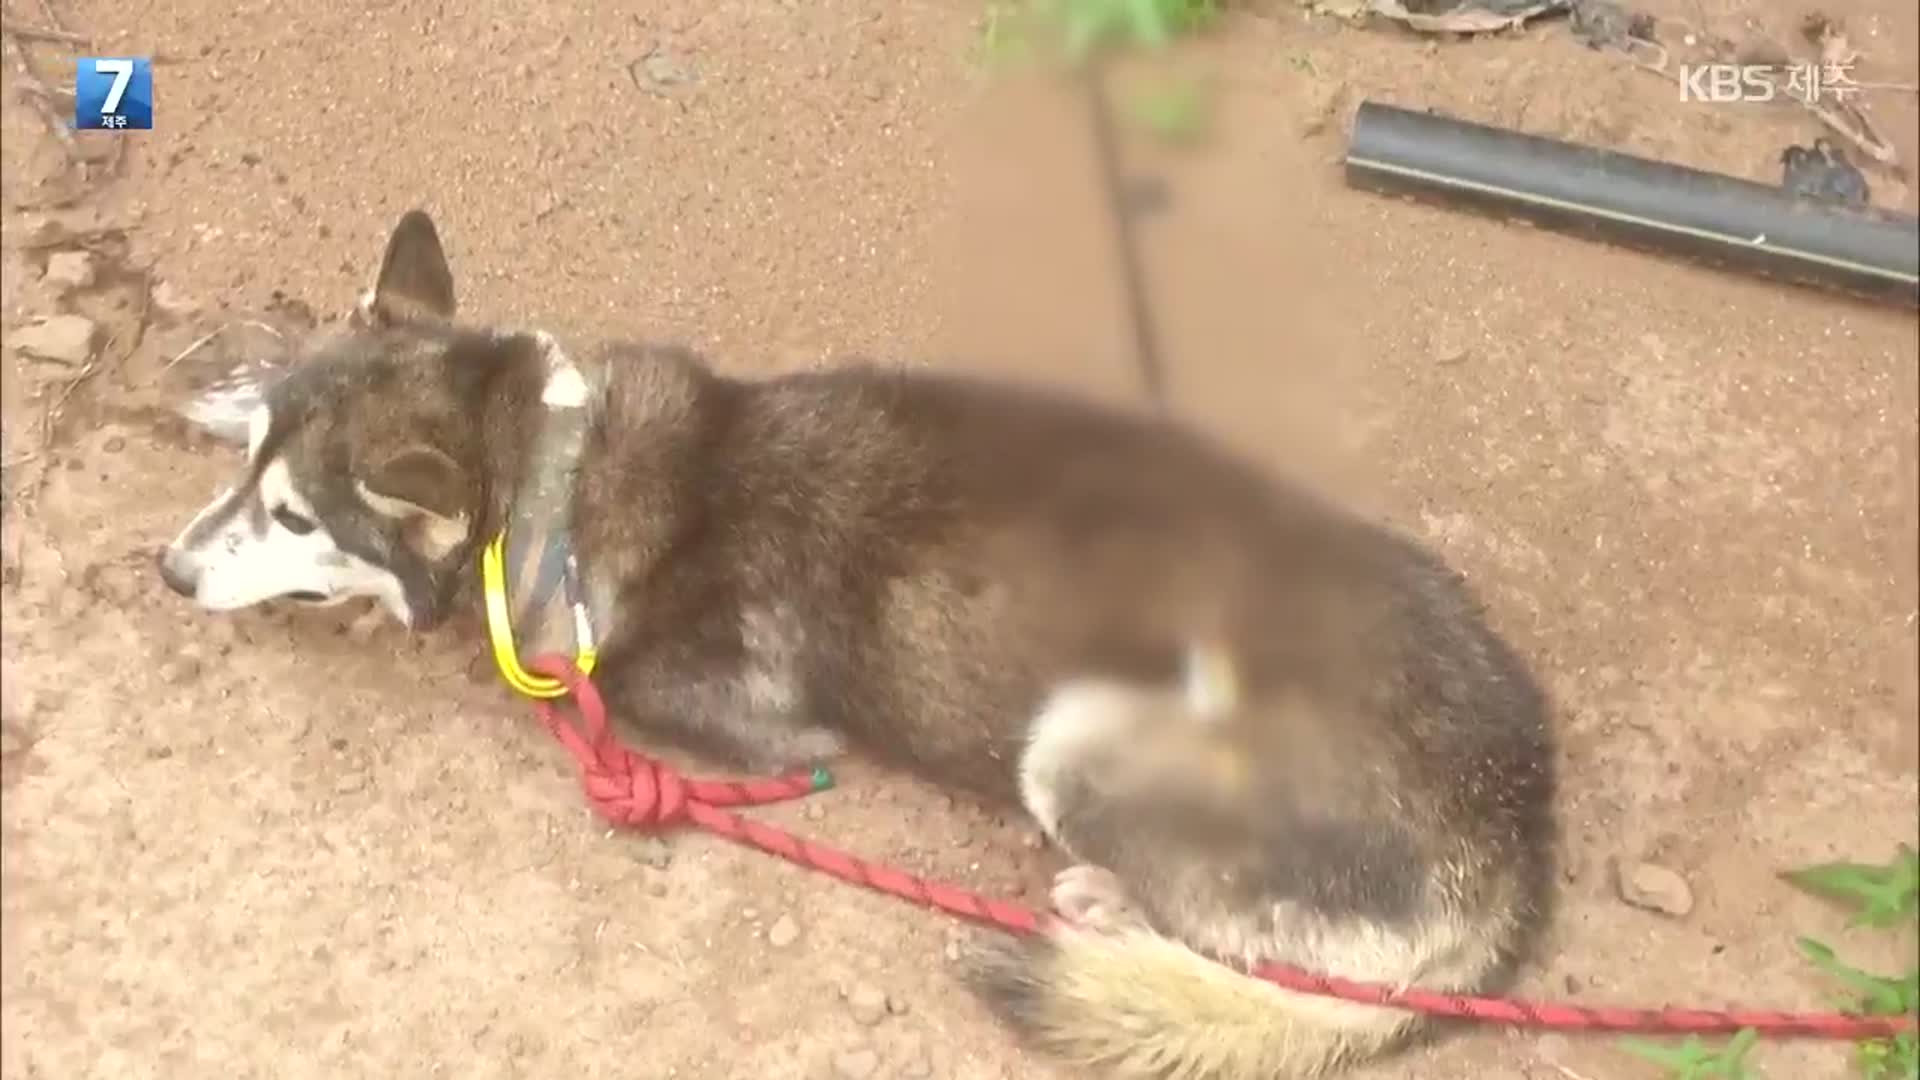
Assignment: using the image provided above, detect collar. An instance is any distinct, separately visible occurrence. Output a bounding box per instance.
[480,332,602,698]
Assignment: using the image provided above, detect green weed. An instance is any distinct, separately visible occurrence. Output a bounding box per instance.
[1625,846,1919,1079]
[975,0,1225,140]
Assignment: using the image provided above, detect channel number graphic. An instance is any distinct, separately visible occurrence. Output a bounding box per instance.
[75,56,153,130]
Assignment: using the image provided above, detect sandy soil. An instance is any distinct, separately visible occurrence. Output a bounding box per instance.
[3,2,1916,1078]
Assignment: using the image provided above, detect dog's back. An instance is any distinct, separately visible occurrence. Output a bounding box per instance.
[566,352,1556,1077]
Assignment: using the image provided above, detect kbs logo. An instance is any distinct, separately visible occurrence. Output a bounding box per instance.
[1678,62,1860,105]
[74,57,153,130]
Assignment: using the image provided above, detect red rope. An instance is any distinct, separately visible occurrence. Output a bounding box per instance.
[524,656,1918,1043]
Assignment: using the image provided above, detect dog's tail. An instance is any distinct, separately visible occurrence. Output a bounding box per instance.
[968,925,1419,1080]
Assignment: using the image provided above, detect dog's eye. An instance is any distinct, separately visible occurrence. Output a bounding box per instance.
[272,507,318,535]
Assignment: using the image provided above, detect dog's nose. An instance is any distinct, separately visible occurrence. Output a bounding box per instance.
[156,549,197,598]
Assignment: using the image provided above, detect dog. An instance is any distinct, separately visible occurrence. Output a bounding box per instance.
[157,210,1558,1079]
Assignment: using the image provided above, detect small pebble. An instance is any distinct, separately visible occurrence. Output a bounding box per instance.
[1615,859,1694,917]
[898,1056,933,1078]
[767,914,800,948]
[159,655,203,685]
[12,314,97,366]
[150,279,199,319]
[43,250,96,291]
[845,983,887,1026]
[635,838,673,870]
[831,1048,878,1079]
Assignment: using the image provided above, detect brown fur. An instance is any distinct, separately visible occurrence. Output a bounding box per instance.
[163,212,1558,1079]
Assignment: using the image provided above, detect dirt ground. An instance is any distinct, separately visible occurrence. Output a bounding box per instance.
[2,1,1916,1078]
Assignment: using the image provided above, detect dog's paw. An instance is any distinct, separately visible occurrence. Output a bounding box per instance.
[1051,864,1146,933]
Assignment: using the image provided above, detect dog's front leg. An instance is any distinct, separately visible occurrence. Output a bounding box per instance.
[596,654,844,776]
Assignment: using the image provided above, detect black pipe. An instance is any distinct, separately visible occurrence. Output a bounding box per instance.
[1344,100,1920,309]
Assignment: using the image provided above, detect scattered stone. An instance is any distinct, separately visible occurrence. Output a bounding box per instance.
[639,49,694,88]
[43,250,97,291]
[11,314,98,366]
[634,837,673,870]
[1615,859,1694,917]
[845,982,888,1026]
[767,914,800,948]
[831,1048,878,1079]
[1432,334,1471,366]
[159,655,203,685]
[803,800,826,821]
[334,772,368,795]
[17,208,122,249]
[103,434,127,453]
[1570,0,1653,50]
[885,993,908,1017]
[897,1056,933,1078]
[150,279,199,320]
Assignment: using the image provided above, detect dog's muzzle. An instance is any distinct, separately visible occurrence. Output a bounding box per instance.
[156,547,198,599]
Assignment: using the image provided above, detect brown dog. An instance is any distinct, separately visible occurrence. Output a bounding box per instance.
[158,211,1557,1079]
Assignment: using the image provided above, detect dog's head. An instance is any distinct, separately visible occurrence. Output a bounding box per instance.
[157,210,544,629]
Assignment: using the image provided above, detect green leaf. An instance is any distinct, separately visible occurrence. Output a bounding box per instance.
[1620,1029,1764,1078]
[1796,938,1917,1016]
[1126,79,1207,142]
[984,0,1221,67]
[1781,847,1920,929]
[1125,0,1171,46]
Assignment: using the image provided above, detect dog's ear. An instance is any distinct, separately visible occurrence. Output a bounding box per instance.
[178,364,270,446]
[356,445,472,558]
[172,330,293,447]
[361,210,456,326]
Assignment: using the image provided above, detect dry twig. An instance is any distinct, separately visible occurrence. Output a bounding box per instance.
[1,32,79,158]
[0,16,87,45]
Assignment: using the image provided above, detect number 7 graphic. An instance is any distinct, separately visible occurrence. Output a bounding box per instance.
[74,55,153,130]
[94,58,134,114]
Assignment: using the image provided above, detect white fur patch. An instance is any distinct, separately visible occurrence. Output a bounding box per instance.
[1182,642,1240,721]
[161,455,413,624]
[535,332,590,408]
[244,404,271,462]
[1018,679,1150,847]
[177,378,270,448]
